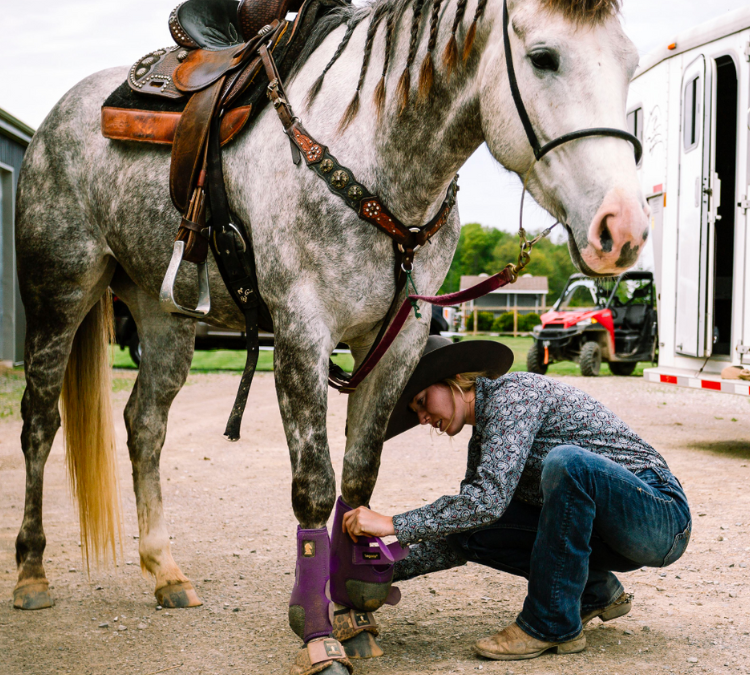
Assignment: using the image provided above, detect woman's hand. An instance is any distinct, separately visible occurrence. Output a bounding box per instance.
[342,506,395,542]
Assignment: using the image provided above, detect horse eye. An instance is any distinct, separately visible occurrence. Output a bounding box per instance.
[529,50,559,72]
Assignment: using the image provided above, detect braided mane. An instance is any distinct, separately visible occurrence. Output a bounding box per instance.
[294,0,620,131]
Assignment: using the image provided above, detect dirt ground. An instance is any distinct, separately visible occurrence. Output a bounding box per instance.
[2,370,750,675]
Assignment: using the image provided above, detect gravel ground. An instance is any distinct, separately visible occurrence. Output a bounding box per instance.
[1,371,749,675]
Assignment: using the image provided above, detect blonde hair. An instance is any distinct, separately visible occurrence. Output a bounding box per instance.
[433,372,484,436]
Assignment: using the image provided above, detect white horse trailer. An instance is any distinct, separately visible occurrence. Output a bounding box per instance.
[627,7,750,395]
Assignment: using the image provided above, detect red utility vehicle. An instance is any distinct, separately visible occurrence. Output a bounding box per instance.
[527,271,657,377]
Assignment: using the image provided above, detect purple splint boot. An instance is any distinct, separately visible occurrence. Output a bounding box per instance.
[288,526,334,642]
[330,496,410,612]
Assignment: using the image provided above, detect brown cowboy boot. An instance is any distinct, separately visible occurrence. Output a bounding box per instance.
[474,622,586,661]
[581,591,633,626]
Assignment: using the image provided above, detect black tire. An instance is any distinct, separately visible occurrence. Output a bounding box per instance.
[609,361,637,376]
[579,341,601,377]
[128,332,142,368]
[526,342,548,375]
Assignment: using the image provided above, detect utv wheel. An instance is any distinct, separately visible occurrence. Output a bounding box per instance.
[526,342,548,375]
[609,361,637,376]
[579,341,601,377]
[128,332,142,368]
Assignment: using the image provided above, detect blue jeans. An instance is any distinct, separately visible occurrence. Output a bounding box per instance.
[447,445,691,642]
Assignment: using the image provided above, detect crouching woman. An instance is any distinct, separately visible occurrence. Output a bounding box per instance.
[343,337,691,661]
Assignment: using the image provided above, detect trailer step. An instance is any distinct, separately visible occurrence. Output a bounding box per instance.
[643,367,750,396]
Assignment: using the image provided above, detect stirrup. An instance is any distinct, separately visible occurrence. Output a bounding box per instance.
[159,239,211,318]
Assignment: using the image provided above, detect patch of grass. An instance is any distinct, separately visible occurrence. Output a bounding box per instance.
[688,440,750,460]
[459,335,647,377]
[0,367,26,419]
[112,346,355,374]
[112,337,648,378]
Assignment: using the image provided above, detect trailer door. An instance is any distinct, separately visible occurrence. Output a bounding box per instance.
[675,55,718,357]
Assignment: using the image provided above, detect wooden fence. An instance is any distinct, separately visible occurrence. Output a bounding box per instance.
[463,306,556,337]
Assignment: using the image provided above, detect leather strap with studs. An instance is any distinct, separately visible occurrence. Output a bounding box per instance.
[259,44,458,264]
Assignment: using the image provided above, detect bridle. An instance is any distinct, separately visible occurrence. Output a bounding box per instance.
[502,0,642,165]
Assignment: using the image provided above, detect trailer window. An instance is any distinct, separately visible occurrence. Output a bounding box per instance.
[683,75,700,151]
[626,107,643,166]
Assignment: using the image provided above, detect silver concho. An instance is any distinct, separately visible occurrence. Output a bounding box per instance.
[136,68,148,78]
[347,185,363,201]
[320,158,334,173]
[331,170,350,189]
[176,49,189,61]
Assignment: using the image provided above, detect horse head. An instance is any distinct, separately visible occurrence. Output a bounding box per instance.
[297,0,646,278]
[479,0,646,275]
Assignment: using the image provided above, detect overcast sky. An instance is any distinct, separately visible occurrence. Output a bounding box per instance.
[1,0,747,236]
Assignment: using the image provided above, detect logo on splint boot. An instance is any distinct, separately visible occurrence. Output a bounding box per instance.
[362,552,381,560]
[354,612,372,627]
[302,541,316,557]
[324,640,344,657]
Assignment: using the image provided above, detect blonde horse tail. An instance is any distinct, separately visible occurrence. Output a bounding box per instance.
[60,290,122,569]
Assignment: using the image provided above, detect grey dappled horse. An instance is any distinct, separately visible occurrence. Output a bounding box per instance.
[13,0,646,667]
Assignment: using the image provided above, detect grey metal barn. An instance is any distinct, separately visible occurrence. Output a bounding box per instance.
[0,107,33,365]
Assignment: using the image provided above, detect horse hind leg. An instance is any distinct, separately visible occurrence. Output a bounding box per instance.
[113,275,201,608]
[15,264,120,610]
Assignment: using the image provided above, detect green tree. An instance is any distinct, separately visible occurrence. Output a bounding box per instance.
[439,224,577,304]
[439,223,505,293]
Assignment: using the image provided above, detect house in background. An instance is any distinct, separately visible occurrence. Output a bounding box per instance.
[0,107,33,365]
[460,273,549,323]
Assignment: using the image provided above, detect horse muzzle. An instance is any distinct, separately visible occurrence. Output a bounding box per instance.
[577,188,649,275]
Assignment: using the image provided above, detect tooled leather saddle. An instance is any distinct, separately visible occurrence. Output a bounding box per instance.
[101,0,340,440]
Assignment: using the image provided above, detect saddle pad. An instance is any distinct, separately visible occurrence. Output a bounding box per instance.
[101,105,252,146]
[128,46,191,101]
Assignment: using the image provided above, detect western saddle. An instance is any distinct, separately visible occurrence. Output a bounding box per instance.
[102,0,328,440]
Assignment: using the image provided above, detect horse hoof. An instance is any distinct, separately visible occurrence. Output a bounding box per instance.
[341,630,384,659]
[13,579,55,610]
[155,581,202,608]
[290,659,351,675]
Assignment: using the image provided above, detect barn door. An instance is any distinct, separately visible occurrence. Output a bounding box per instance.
[675,55,718,357]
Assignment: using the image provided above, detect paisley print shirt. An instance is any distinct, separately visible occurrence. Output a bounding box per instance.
[392,373,668,580]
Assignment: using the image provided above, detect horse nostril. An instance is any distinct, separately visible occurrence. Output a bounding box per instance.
[642,227,649,242]
[599,217,614,253]
[615,241,640,269]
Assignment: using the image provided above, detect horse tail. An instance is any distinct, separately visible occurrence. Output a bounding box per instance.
[60,290,122,570]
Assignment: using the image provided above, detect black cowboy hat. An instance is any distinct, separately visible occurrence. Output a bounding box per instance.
[385,336,513,440]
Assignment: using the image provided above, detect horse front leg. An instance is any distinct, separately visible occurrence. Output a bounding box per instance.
[272,311,352,674]
[114,278,201,608]
[330,316,429,657]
